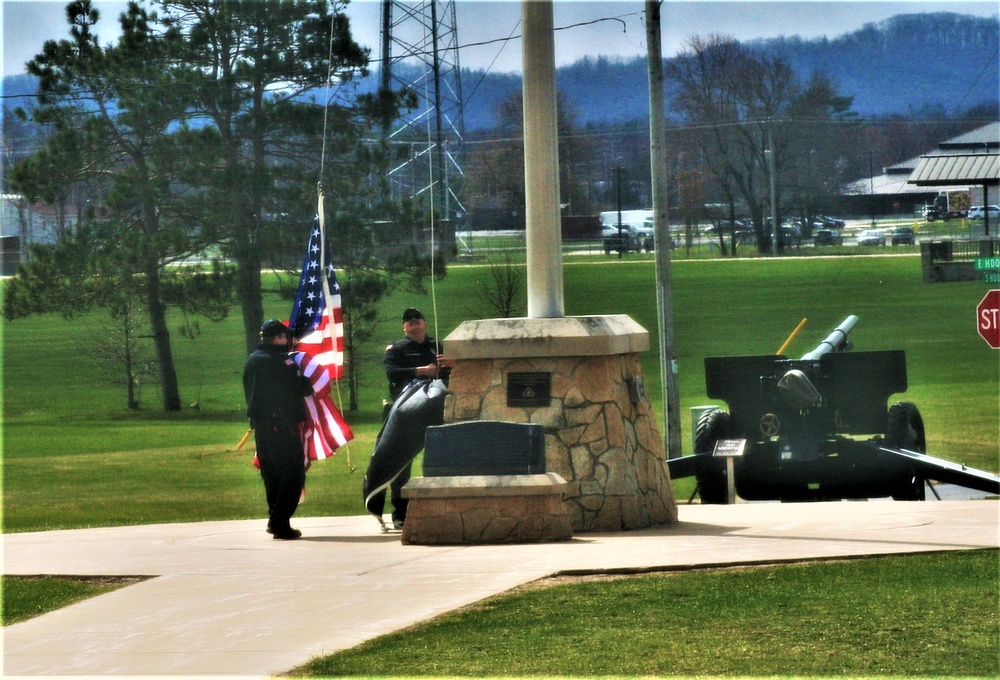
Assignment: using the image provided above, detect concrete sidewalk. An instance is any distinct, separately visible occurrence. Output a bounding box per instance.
[3,501,998,677]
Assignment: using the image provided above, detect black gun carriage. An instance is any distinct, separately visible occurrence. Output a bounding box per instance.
[668,316,1000,503]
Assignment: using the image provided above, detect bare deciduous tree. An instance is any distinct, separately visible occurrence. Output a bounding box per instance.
[473,250,525,319]
[667,35,855,254]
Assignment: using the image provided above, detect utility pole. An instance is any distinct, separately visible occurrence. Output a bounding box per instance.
[767,126,778,253]
[646,0,681,459]
[616,164,623,259]
[869,150,877,228]
[379,0,467,249]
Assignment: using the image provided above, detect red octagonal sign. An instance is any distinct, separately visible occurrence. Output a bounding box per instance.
[977,290,1000,349]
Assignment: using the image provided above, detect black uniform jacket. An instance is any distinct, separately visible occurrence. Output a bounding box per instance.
[243,344,311,428]
[383,335,445,400]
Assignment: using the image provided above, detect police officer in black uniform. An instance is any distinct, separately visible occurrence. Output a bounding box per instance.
[243,319,312,540]
[379,307,452,528]
[383,307,450,400]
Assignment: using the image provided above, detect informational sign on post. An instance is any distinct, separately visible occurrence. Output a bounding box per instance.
[713,439,747,504]
[712,439,747,458]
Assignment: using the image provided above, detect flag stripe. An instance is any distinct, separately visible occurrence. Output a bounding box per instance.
[288,218,352,461]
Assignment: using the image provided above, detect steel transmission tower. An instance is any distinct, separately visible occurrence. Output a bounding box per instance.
[379,0,467,249]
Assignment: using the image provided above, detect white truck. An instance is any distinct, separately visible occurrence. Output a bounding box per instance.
[923,190,971,221]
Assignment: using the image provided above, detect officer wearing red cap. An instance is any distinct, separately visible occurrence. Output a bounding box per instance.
[243,319,312,540]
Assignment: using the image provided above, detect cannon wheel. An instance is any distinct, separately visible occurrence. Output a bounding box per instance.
[885,401,927,501]
[693,408,732,504]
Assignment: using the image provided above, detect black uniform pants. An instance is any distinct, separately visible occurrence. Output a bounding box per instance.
[365,462,411,523]
[376,399,410,523]
[255,422,306,531]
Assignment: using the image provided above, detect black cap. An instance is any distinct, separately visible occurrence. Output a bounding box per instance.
[260,319,289,340]
[402,307,424,322]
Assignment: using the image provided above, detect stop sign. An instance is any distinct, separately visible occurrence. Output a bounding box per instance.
[977,290,1000,349]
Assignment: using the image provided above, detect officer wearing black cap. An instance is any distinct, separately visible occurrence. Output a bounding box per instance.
[379,307,453,528]
[383,308,452,400]
[243,319,312,540]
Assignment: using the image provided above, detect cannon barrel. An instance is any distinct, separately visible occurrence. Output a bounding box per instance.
[800,315,859,362]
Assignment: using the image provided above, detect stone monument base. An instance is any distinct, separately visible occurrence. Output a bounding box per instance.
[442,315,678,532]
[401,473,572,545]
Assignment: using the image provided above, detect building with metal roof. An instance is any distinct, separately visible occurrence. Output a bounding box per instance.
[936,122,1000,151]
[841,122,999,215]
[909,153,999,186]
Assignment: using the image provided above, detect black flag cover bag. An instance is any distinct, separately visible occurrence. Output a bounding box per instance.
[363,378,448,518]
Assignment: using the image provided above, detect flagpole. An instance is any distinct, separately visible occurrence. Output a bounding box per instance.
[315,184,355,471]
[317,186,332,303]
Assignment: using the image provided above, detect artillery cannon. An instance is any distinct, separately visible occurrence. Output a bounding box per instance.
[668,316,1000,503]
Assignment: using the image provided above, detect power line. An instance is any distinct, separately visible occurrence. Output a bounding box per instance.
[0,11,643,102]
[952,37,1000,114]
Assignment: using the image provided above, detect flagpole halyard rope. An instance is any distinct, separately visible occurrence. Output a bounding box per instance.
[319,11,337,179]
[423,67,441,343]
[315,10,355,472]
[317,188,354,472]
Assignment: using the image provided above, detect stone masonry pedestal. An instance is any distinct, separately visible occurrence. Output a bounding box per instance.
[401,473,572,545]
[439,315,677,532]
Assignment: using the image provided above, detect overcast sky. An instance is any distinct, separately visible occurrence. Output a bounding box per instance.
[3,0,997,77]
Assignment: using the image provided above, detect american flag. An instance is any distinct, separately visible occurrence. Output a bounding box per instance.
[289,218,353,460]
[290,219,344,379]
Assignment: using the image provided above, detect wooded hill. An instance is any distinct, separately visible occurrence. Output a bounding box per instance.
[5,11,995,130]
[457,11,999,129]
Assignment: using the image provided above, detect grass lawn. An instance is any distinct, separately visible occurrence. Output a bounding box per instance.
[5,551,997,676]
[3,253,998,532]
[2,575,145,625]
[290,550,999,678]
[3,252,998,674]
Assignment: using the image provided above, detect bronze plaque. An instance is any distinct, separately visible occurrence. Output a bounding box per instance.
[507,372,551,407]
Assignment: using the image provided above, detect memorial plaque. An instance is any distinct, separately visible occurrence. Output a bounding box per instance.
[423,421,546,476]
[507,372,551,407]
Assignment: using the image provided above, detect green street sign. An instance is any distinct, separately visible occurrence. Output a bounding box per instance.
[975,257,1000,271]
[985,272,1000,285]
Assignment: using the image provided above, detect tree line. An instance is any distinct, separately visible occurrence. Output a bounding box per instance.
[4,0,434,412]
[462,34,933,256]
[5,2,994,412]
[456,11,995,245]
[535,11,998,127]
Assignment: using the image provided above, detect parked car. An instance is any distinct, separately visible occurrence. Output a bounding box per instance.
[638,223,679,251]
[857,229,885,246]
[813,228,844,246]
[602,224,642,254]
[812,215,846,229]
[705,219,747,234]
[890,226,915,246]
[968,205,1000,221]
[638,220,680,251]
[779,225,802,246]
[635,222,656,251]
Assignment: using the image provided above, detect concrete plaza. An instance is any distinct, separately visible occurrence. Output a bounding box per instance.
[3,500,998,676]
